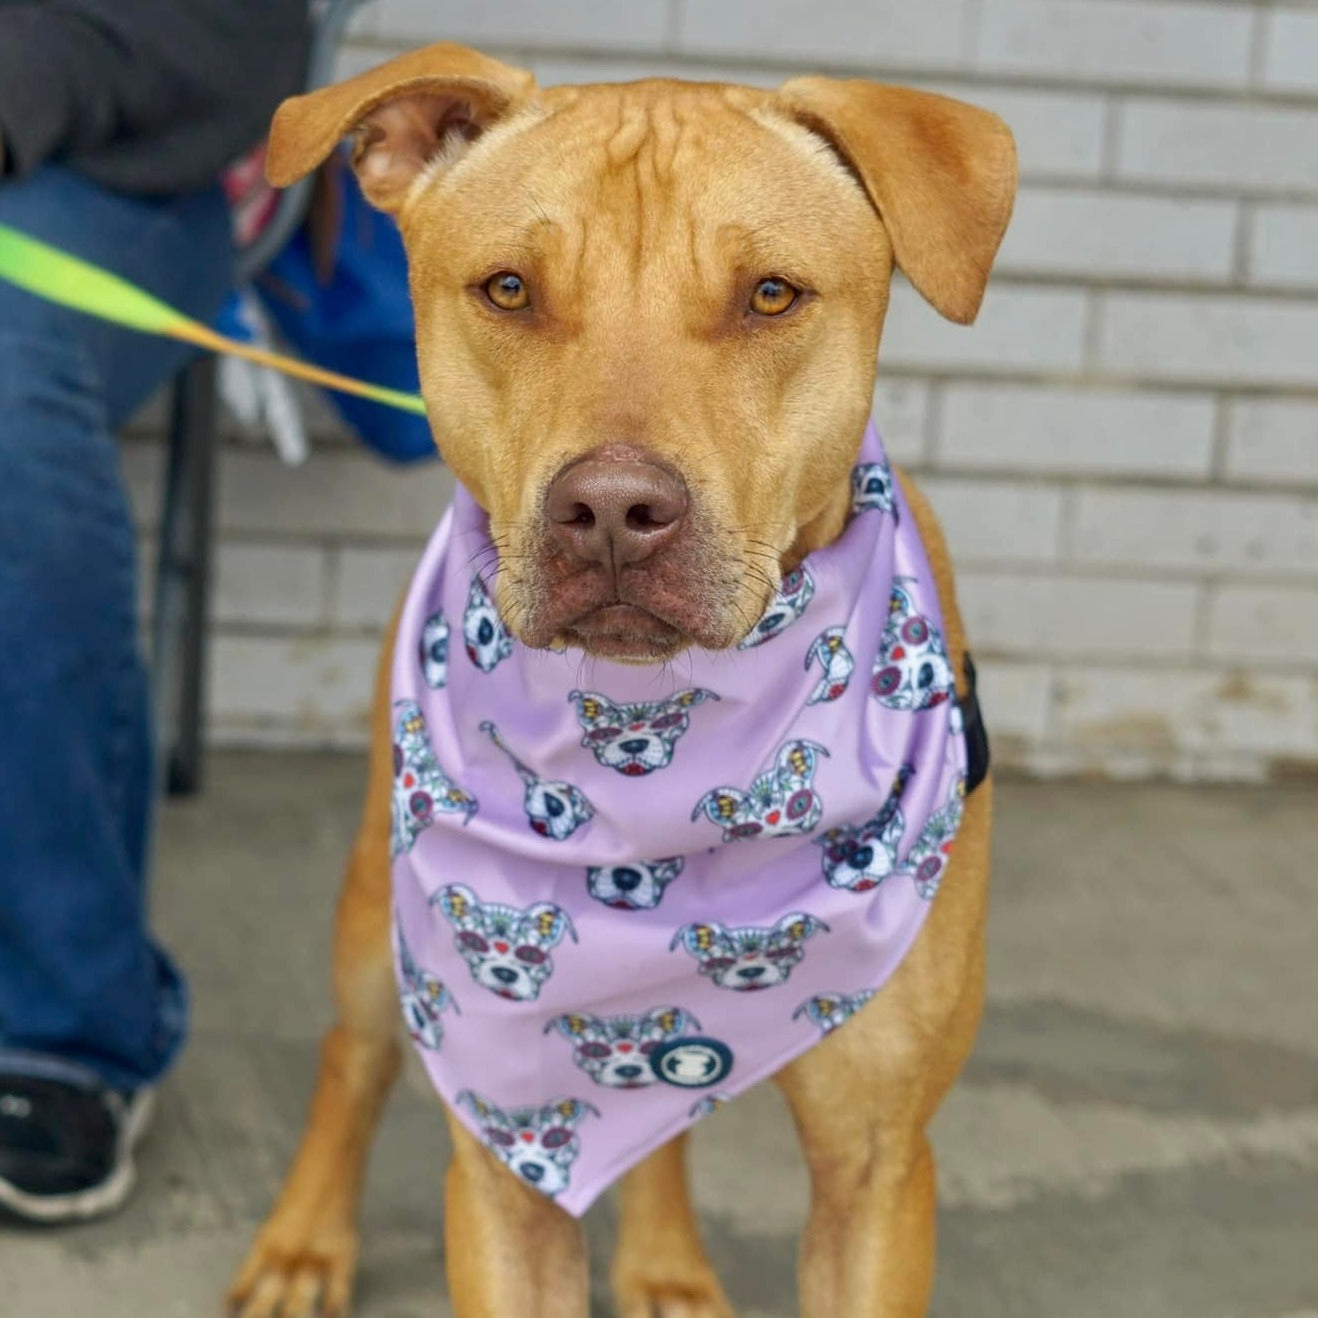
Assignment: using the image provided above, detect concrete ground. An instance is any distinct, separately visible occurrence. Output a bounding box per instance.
[1,753,1315,1317]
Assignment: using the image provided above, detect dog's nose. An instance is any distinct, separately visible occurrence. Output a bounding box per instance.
[612,867,641,891]
[518,1162,545,1183]
[614,1064,644,1080]
[491,966,519,984]
[545,452,687,570]
[619,739,650,755]
[737,966,765,980]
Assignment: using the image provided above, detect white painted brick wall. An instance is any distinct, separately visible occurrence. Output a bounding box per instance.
[921,478,1065,565]
[213,543,327,630]
[1117,100,1318,192]
[882,283,1089,373]
[998,188,1238,282]
[675,0,971,69]
[973,660,1053,749]
[216,449,454,539]
[957,572,1202,660]
[371,0,671,50]
[1261,7,1318,94]
[871,379,930,465]
[1096,294,1318,388]
[1248,205,1318,290]
[1051,668,1317,766]
[125,0,1318,779]
[1225,400,1318,487]
[209,633,381,740]
[331,545,422,629]
[1068,488,1318,578]
[938,385,1217,479]
[1206,583,1318,664]
[975,0,1255,89]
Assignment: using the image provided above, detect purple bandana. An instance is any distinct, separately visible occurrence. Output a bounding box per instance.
[390,421,968,1215]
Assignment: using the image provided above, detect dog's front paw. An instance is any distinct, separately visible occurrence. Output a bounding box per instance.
[614,1269,735,1318]
[226,1218,358,1318]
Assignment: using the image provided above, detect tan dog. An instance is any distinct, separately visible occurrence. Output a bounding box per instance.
[228,44,1015,1318]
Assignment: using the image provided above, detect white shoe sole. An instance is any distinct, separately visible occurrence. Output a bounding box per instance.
[0,1088,155,1224]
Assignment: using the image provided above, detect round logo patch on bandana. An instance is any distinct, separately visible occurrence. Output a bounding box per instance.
[650,1037,734,1088]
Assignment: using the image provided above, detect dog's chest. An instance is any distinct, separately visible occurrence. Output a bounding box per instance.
[387,421,971,1216]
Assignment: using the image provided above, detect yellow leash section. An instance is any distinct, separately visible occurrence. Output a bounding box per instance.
[0,222,428,416]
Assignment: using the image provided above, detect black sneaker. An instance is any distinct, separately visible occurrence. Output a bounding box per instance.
[0,1074,154,1223]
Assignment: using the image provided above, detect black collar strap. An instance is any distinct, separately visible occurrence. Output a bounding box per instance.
[961,652,990,795]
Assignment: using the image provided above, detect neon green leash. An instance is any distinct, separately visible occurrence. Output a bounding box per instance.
[0,222,427,416]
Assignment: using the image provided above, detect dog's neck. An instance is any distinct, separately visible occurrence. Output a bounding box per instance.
[785,482,854,569]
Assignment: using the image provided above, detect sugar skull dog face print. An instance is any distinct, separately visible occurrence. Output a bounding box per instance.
[586,857,684,910]
[480,721,594,840]
[395,920,457,1049]
[671,913,828,991]
[692,740,829,842]
[457,1092,598,1198]
[900,775,966,900]
[850,457,897,517]
[391,700,477,856]
[872,581,955,711]
[793,989,876,1036]
[463,573,513,672]
[547,1007,702,1089]
[815,764,913,892]
[804,625,855,704]
[419,610,450,689]
[737,565,815,648]
[432,883,576,1001]
[568,688,719,776]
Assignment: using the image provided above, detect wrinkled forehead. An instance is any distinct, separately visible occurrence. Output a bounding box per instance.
[409,80,875,267]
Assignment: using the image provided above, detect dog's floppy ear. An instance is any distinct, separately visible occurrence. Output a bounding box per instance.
[776,79,1017,324]
[266,42,536,214]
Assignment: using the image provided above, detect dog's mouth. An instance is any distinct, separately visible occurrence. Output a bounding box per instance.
[510,545,757,662]
[560,604,688,662]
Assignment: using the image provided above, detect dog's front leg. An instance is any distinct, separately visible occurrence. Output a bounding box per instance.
[229,621,403,1318]
[227,829,403,1318]
[443,1114,589,1317]
[777,1069,938,1318]
[775,780,992,1318]
[611,1134,733,1318]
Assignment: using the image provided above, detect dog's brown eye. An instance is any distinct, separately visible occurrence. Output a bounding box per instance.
[485,271,530,311]
[750,278,798,316]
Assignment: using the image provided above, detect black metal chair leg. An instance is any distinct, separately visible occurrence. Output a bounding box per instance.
[147,2,362,801]
[152,354,219,798]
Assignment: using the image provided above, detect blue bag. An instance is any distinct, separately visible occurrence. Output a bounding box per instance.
[256,161,436,463]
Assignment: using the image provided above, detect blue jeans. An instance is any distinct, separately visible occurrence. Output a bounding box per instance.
[0,166,232,1092]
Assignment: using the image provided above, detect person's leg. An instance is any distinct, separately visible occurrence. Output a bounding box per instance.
[0,166,231,1121]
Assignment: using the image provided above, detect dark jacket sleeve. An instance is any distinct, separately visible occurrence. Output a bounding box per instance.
[0,0,311,194]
